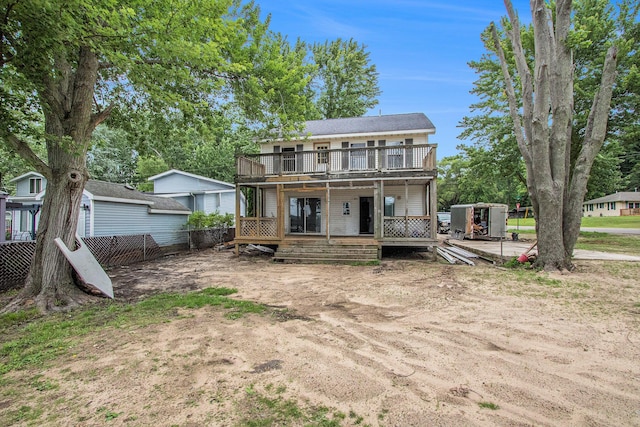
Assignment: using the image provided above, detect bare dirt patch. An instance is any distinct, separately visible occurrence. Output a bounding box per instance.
[3,249,640,426]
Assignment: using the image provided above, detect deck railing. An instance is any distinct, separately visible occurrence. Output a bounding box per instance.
[383,216,432,239]
[236,216,432,240]
[238,217,278,238]
[237,145,436,178]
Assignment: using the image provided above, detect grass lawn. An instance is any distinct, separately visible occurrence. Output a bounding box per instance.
[507,225,640,254]
[508,215,640,228]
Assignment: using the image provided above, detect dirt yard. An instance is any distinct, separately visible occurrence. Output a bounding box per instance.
[3,249,640,426]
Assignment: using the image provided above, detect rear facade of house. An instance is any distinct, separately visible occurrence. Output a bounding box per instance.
[234,113,438,261]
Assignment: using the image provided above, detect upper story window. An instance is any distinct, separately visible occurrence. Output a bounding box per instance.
[29,178,42,194]
[315,144,329,164]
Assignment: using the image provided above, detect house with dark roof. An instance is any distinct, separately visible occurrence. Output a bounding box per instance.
[234,113,438,261]
[583,191,640,217]
[6,174,191,245]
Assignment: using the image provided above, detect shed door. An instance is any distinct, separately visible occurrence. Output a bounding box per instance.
[489,207,507,238]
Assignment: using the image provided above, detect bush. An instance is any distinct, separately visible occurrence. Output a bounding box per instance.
[187,211,234,229]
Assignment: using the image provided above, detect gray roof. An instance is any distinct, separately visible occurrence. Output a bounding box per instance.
[84,180,190,212]
[584,192,640,204]
[302,113,435,137]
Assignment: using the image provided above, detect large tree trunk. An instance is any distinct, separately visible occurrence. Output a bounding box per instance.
[492,0,617,271]
[22,164,90,312]
[3,47,108,313]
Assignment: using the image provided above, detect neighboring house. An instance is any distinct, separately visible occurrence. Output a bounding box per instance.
[6,173,191,245]
[6,172,45,240]
[583,191,640,217]
[148,169,245,218]
[234,113,438,260]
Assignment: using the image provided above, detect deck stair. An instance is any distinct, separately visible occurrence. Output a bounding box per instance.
[274,239,380,264]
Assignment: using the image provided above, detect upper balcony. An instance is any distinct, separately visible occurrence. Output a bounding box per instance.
[237,144,436,181]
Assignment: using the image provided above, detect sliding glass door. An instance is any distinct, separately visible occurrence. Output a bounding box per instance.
[289,197,322,234]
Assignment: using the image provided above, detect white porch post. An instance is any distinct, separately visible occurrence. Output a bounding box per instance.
[325,182,331,241]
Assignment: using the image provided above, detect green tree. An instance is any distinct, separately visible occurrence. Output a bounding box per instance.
[460,0,636,204]
[310,38,381,118]
[87,126,138,184]
[124,109,259,186]
[486,0,620,270]
[135,156,169,192]
[437,153,528,211]
[0,0,313,313]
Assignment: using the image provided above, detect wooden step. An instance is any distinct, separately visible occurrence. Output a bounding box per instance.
[274,241,380,264]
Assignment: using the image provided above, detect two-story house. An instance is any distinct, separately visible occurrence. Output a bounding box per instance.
[234,113,438,262]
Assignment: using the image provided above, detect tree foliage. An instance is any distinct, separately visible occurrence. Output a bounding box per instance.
[187,211,234,229]
[310,38,381,119]
[0,0,314,312]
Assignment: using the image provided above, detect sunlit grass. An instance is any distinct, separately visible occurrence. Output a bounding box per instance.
[0,288,265,375]
[508,216,640,228]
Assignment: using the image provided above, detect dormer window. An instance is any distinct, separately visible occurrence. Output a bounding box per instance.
[29,178,42,194]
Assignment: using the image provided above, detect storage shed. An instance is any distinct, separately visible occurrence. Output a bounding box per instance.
[450,203,508,240]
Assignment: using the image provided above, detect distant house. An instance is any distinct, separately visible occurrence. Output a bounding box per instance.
[6,172,46,240]
[6,173,191,244]
[148,169,245,217]
[582,192,640,217]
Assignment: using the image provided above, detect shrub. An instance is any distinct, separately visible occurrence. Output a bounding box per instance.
[187,211,234,229]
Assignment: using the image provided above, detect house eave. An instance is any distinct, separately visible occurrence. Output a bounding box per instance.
[90,195,154,206]
[265,128,436,144]
[148,208,192,215]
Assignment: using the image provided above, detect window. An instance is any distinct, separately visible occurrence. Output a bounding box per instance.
[342,202,350,215]
[608,202,616,210]
[315,144,328,165]
[29,178,42,194]
[384,196,395,216]
[387,141,404,169]
[282,147,296,172]
[350,143,366,170]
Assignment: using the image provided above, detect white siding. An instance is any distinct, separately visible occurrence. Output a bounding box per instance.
[260,132,431,155]
[328,189,372,236]
[263,189,278,218]
[383,185,425,216]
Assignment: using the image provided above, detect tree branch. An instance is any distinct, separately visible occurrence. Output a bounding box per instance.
[4,133,51,178]
[490,22,533,170]
[503,0,534,147]
[89,103,114,132]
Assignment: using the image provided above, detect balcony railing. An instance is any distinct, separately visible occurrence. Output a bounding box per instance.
[237,144,436,178]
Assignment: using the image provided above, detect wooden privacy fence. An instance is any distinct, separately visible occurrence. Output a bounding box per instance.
[0,228,234,292]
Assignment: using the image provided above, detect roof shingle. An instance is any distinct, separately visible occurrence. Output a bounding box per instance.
[301,113,435,137]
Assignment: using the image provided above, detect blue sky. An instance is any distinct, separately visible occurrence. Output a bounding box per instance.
[255,0,530,159]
